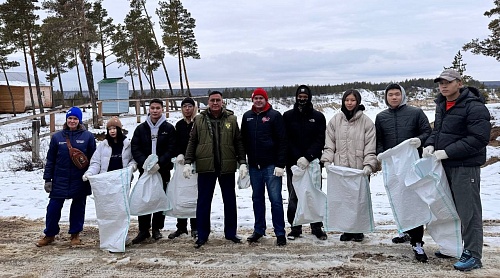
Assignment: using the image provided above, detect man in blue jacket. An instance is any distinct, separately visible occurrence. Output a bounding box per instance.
[423,69,491,271]
[241,88,287,246]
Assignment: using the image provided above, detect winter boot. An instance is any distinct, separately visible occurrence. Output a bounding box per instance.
[311,228,328,240]
[392,232,411,244]
[70,233,82,245]
[168,229,188,239]
[35,236,55,247]
[152,229,163,240]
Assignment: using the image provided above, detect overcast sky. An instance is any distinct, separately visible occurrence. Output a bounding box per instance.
[8,0,500,90]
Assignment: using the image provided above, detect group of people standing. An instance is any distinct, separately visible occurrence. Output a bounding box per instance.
[36,68,490,272]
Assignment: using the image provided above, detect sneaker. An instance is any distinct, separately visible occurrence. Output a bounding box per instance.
[194,239,207,249]
[392,233,411,244]
[191,230,198,238]
[152,229,163,240]
[70,233,82,245]
[353,233,364,242]
[412,242,428,263]
[312,228,328,240]
[168,229,188,239]
[35,236,55,247]
[287,230,302,240]
[435,250,454,259]
[276,235,287,246]
[453,250,482,271]
[247,232,264,243]
[132,231,151,244]
[225,235,242,243]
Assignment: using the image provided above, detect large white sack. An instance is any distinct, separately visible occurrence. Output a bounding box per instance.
[129,154,169,216]
[325,165,375,233]
[291,159,327,226]
[405,157,463,258]
[165,160,197,218]
[88,166,133,253]
[377,139,432,232]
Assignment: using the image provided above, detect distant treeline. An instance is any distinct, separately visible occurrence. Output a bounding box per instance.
[54,77,488,106]
[217,78,486,99]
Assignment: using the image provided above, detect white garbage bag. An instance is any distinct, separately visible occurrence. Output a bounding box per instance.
[164,160,198,218]
[88,166,134,253]
[325,165,375,233]
[377,139,432,232]
[405,157,463,258]
[129,154,169,216]
[291,159,327,226]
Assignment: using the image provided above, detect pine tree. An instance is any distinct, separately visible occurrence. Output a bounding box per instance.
[157,0,200,96]
[445,51,473,84]
[463,0,500,62]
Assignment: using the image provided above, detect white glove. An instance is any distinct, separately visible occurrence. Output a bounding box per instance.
[376,153,383,161]
[273,167,284,177]
[362,165,372,176]
[409,138,421,148]
[434,150,449,161]
[176,154,185,165]
[422,146,434,158]
[131,164,138,172]
[148,163,160,174]
[183,164,193,179]
[82,172,92,181]
[239,164,248,180]
[323,161,331,167]
[297,157,309,170]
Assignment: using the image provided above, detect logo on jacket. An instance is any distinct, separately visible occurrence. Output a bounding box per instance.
[309,119,316,123]
[262,117,270,123]
[76,140,85,144]
[225,123,231,129]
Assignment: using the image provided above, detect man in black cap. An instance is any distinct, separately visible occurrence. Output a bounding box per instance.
[423,69,490,271]
[168,97,198,239]
[283,85,328,240]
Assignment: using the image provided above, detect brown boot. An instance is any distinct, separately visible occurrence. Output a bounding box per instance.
[35,236,55,247]
[70,233,82,245]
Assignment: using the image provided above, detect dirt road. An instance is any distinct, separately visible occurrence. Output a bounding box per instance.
[1,217,499,278]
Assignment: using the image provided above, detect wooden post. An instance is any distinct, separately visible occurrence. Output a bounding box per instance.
[50,113,55,136]
[165,97,170,118]
[32,120,40,162]
[135,100,141,123]
[97,101,103,127]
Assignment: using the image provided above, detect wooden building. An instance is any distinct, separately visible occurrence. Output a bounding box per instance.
[0,72,52,113]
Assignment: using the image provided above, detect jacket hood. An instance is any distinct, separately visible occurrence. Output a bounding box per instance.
[384,83,407,108]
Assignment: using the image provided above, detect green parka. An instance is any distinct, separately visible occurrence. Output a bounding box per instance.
[184,108,246,174]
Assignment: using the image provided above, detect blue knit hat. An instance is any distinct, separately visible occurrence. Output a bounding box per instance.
[66,106,82,123]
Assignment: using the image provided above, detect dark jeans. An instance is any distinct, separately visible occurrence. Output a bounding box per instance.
[406,225,424,246]
[196,171,237,241]
[176,218,197,231]
[286,167,324,232]
[44,197,87,236]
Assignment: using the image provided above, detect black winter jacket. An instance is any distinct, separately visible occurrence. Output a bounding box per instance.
[131,120,176,180]
[175,119,194,156]
[283,103,326,167]
[424,86,491,167]
[375,105,431,154]
[241,106,287,168]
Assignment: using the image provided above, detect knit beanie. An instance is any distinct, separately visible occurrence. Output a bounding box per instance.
[106,116,123,129]
[66,106,82,124]
[181,97,195,107]
[251,88,268,101]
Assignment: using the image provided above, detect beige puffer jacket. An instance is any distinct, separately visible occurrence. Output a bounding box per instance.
[321,110,377,171]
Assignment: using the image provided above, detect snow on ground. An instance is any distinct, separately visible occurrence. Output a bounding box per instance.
[0,94,499,236]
